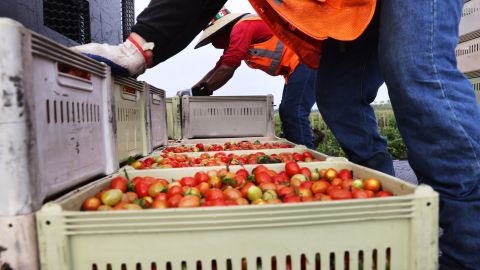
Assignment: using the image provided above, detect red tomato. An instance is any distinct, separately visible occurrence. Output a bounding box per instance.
[223,188,243,201]
[365,190,375,198]
[82,197,101,211]
[225,200,239,206]
[240,182,255,198]
[352,189,369,199]
[311,180,330,194]
[341,179,354,191]
[151,199,168,209]
[210,200,227,207]
[300,167,312,179]
[285,161,301,177]
[135,181,150,198]
[209,175,222,189]
[299,181,313,190]
[377,191,393,197]
[232,175,246,188]
[302,152,313,159]
[167,185,183,197]
[277,186,295,198]
[178,195,200,208]
[283,195,301,203]
[255,172,273,185]
[338,169,353,180]
[331,177,343,186]
[330,189,353,200]
[326,185,343,195]
[154,193,168,201]
[196,182,211,195]
[180,177,197,187]
[293,153,304,162]
[205,188,224,201]
[364,178,382,192]
[167,194,183,208]
[324,168,338,181]
[253,165,268,175]
[194,172,210,183]
[110,176,128,193]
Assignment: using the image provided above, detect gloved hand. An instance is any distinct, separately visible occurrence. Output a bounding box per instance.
[191,82,213,96]
[176,89,192,96]
[71,37,153,77]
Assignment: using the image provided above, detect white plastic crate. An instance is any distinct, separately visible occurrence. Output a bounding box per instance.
[37,161,438,270]
[181,95,275,139]
[166,96,182,140]
[469,77,480,102]
[130,148,331,171]
[113,77,149,163]
[177,136,291,145]
[456,37,480,76]
[144,83,168,150]
[459,0,480,41]
[0,18,117,215]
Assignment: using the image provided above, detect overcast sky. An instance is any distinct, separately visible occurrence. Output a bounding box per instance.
[135,0,390,107]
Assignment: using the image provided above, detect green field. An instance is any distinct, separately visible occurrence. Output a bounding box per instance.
[275,108,408,160]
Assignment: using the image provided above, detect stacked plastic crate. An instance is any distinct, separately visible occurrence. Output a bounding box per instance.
[36,93,439,269]
[0,18,168,269]
[456,0,480,102]
[0,18,117,269]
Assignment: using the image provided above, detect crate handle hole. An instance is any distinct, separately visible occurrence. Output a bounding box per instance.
[329,253,335,270]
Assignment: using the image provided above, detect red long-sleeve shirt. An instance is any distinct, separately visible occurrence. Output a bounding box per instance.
[212,20,273,68]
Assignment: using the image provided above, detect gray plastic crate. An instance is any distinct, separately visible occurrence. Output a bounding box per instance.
[166,96,182,140]
[459,0,480,42]
[456,37,480,77]
[181,95,275,139]
[112,77,148,163]
[0,19,118,215]
[469,77,480,103]
[145,83,168,149]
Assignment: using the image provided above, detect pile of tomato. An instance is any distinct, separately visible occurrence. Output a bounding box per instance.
[162,141,293,154]
[130,151,321,169]
[82,161,393,211]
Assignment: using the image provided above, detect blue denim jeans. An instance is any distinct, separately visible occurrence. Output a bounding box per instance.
[316,16,395,175]
[319,0,480,268]
[279,63,316,149]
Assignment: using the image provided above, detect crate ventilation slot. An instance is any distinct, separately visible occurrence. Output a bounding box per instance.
[192,107,265,117]
[456,41,480,56]
[46,99,100,124]
[89,248,392,269]
[43,0,91,44]
[117,108,140,122]
[473,81,480,92]
[462,6,480,17]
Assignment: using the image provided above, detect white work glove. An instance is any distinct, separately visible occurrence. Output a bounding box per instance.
[176,88,192,96]
[71,38,152,77]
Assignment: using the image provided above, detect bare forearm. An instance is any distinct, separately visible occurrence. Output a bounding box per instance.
[196,64,236,92]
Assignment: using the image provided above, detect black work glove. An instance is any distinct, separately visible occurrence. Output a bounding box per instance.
[191,82,212,96]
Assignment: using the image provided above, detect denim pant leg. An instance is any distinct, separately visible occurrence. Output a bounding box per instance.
[316,34,394,175]
[279,63,316,149]
[379,1,480,268]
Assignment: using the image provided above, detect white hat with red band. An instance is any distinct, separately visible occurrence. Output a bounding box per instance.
[195,8,249,49]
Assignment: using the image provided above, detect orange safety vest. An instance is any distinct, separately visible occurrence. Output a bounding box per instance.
[235,16,300,80]
[248,0,377,69]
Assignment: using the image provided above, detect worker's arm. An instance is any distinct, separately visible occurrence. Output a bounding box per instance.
[194,64,236,93]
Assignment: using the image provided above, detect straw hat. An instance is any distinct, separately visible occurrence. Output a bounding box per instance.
[195,8,249,49]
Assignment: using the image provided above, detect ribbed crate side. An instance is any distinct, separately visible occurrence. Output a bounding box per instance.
[0,19,35,215]
[456,37,480,74]
[1,19,117,214]
[113,77,149,162]
[146,84,168,149]
[181,96,275,139]
[36,162,437,270]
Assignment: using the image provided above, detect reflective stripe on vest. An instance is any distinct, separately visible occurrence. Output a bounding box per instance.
[248,41,284,75]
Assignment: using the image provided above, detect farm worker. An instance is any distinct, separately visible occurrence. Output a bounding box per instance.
[176,9,317,149]
[72,1,480,268]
